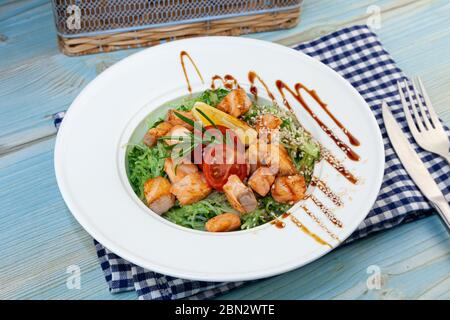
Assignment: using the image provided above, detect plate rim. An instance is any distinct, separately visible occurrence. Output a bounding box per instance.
[54,36,385,282]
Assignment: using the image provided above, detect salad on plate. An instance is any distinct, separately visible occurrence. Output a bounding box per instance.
[126,86,320,232]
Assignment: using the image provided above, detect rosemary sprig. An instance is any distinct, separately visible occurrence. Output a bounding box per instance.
[158,135,190,141]
[173,111,223,144]
[156,110,231,167]
[195,108,218,129]
[173,111,196,129]
[172,142,197,162]
[158,133,210,145]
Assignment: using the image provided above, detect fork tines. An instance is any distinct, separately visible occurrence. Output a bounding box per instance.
[397,78,443,133]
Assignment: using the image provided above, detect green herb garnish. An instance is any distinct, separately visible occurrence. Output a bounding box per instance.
[127,142,169,199]
[241,196,291,230]
[164,192,236,230]
[174,88,230,111]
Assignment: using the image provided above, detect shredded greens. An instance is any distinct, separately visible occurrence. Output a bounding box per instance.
[147,117,164,129]
[127,142,169,199]
[164,192,236,230]
[241,196,291,230]
[164,193,291,231]
[126,88,318,232]
[174,88,230,111]
[240,209,269,230]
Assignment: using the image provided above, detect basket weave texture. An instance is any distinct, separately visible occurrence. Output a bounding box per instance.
[52,0,302,56]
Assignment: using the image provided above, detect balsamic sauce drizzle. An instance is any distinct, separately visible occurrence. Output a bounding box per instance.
[211,74,239,90]
[281,212,291,219]
[270,219,286,229]
[290,215,332,248]
[180,51,204,94]
[321,147,358,185]
[300,205,340,241]
[301,86,360,146]
[310,176,344,207]
[275,80,360,161]
[307,195,343,228]
[248,71,276,102]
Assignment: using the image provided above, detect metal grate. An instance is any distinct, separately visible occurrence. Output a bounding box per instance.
[52,0,303,37]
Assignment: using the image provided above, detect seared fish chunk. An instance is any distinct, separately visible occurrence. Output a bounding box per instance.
[143,176,175,215]
[248,166,276,197]
[246,141,297,176]
[271,143,297,176]
[255,114,282,143]
[164,125,191,146]
[170,172,212,205]
[216,88,252,118]
[143,121,173,147]
[166,109,195,130]
[255,114,282,131]
[205,213,241,232]
[164,158,198,184]
[223,175,258,213]
[271,175,306,204]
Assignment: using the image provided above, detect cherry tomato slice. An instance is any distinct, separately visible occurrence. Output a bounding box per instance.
[192,125,244,170]
[203,142,248,191]
[188,125,247,190]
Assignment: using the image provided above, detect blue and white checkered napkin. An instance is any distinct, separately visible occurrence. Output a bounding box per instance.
[54,25,450,299]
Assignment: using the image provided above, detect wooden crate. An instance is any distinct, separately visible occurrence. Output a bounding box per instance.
[51,0,303,56]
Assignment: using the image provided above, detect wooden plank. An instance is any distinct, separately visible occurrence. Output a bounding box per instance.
[219,215,450,300]
[0,138,134,300]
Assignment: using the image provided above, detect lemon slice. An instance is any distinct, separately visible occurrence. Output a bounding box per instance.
[192,102,257,145]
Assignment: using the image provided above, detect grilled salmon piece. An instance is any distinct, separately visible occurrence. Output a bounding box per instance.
[246,141,297,176]
[216,88,252,118]
[164,125,191,146]
[271,143,297,176]
[164,158,198,184]
[256,114,282,130]
[205,213,241,232]
[223,175,258,213]
[245,141,260,175]
[143,176,175,214]
[170,172,212,205]
[166,109,195,130]
[255,114,282,143]
[246,140,271,167]
[271,175,306,204]
[143,121,173,147]
[248,166,276,197]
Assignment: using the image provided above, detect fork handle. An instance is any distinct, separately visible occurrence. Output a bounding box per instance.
[431,198,450,231]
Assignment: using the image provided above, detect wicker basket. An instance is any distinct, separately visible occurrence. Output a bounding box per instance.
[51,0,303,56]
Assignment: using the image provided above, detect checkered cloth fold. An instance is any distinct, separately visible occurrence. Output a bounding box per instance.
[54,25,449,300]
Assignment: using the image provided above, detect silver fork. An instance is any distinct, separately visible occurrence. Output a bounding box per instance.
[398,77,450,164]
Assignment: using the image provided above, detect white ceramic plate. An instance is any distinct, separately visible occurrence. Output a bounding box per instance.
[55,37,384,282]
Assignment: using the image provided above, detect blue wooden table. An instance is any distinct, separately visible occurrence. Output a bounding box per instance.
[1,0,449,300]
